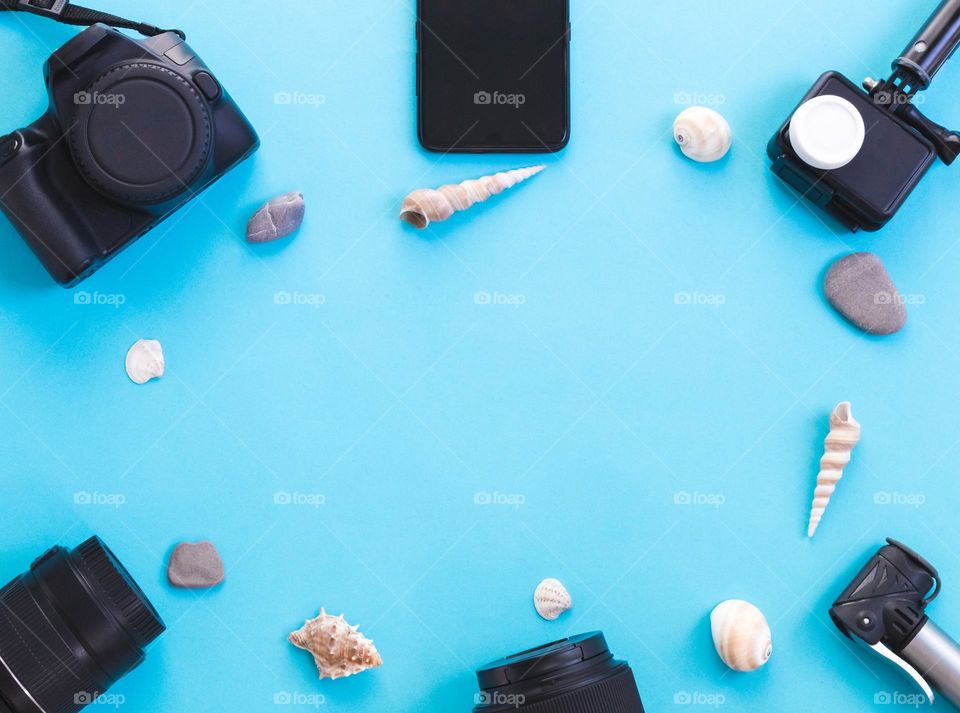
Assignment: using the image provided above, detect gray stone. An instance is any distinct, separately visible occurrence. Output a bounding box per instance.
[167,541,224,588]
[246,191,305,242]
[824,252,907,336]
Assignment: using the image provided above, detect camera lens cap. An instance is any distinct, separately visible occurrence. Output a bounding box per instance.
[70,62,212,204]
[789,94,865,171]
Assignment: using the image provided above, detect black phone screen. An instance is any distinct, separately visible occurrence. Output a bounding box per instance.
[417,0,570,152]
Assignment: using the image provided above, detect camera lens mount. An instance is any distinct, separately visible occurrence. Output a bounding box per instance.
[69,62,212,205]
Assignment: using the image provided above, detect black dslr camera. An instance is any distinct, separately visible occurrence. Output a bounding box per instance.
[769,0,960,232]
[0,4,259,286]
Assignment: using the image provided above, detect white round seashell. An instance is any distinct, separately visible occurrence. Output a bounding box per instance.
[789,95,865,171]
[125,339,165,385]
[673,106,732,163]
[710,599,772,672]
[534,578,572,621]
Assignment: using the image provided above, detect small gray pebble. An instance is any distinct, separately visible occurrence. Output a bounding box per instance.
[246,191,305,243]
[824,252,907,336]
[167,541,225,588]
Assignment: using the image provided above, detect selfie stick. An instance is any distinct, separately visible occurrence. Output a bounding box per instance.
[864,0,960,163]
[831,539,960,708]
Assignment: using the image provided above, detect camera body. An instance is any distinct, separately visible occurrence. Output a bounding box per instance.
[0,24,259,286]
[768,72,938,232]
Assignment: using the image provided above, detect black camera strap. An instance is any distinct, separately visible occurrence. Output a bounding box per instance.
[0,0,184,38]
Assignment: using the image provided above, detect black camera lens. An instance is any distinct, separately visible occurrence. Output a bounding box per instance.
[0,537,164,713]
[473,632,645,712]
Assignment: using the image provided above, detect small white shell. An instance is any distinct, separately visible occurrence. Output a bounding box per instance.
[710,599,772,672]
[673,106,732,163]
[534,578,571,621]
[125,339,164,385]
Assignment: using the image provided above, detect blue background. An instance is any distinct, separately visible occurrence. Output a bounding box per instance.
[1,1,960,711]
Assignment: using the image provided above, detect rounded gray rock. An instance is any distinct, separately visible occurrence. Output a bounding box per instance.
[167,541,225,588]
[824,252,907,336]
[246,191,305,243]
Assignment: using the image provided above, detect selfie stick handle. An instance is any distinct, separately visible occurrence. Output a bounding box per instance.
[896,0,960,88]
[901,619,960,709]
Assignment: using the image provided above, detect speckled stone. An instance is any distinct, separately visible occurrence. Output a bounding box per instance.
[167,541,224,588]
[824,252,907,336]
[246,191,305,242]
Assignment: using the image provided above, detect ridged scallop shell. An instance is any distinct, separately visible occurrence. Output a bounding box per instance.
[710,599,772,672]
[289,608,382,680]
[534,578,571,621]
[125,339,164,384]
[673,106,732,162]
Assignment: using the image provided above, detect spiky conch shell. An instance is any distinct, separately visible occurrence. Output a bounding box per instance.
[399,166,545,229]
[288,608,383,680]
[807,402,861,537]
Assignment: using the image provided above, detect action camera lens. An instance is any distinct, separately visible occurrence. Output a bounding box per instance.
[473,632,645,712]
[0,537,164,713]
[788,94,866,171]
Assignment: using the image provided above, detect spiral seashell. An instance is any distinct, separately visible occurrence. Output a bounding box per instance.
[710,599,772,672]
[125,339,164,384]
[673,106,732,163]
[289,608,383,680]
[399,166,545,229]
[534,578,571,621]
[807,402,861,537]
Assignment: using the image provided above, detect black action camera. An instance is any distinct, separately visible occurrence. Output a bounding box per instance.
[769,0,960,232]
[0,23,259,285]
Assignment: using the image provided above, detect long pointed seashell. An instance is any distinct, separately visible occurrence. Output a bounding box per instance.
[807,402,861,537]
[399,166,545,229]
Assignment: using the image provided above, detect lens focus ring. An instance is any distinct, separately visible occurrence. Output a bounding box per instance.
[73,538,164,649]
[0,576,91,713]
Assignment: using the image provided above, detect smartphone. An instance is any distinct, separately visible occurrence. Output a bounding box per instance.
[416,0,570,153]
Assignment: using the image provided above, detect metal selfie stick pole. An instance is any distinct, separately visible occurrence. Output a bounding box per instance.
[865,0,960,163]
[894,0,960,89]
[831,539,960,708]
